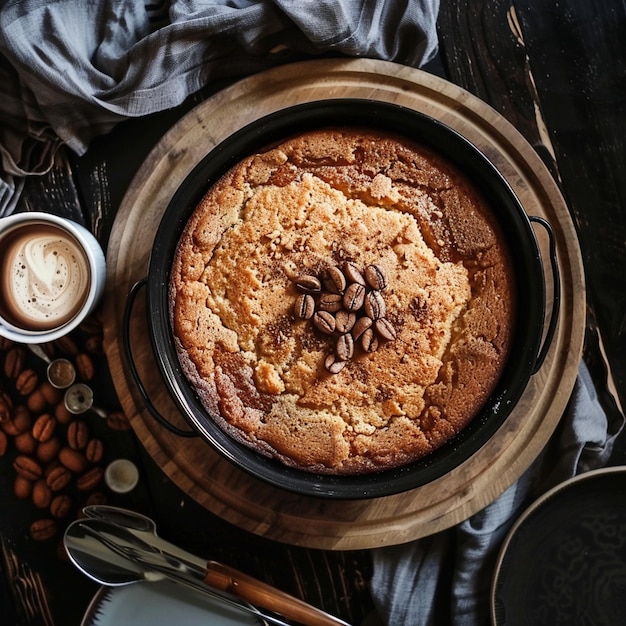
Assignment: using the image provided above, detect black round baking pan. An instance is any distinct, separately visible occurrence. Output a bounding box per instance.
[132,99,558,499]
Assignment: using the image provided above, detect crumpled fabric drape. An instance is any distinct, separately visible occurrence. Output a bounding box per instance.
[0,0,440,216]
[370,360,625,625]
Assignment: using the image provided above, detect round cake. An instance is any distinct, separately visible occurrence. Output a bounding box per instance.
[169,128,516,475]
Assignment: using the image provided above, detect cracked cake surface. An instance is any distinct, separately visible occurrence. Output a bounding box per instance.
[169,128,516,474]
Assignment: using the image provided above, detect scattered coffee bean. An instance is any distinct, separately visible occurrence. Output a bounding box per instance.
[313,310,336,334]
[343,262,366,286]
[335,310,356,333]
[46,465,72,492]
[67,419,89,450]
[75,353,95,381]
[375,317,397,341]
[4,346,26,379]
[322,266,346,294]
[364,290,386,320]
[318,293,343,313]
[361,328,380,353]
[13,475,33,499]
[0,431,7,456]
[76,466,104,491]
[294,293,315,320]
[36,436,62,464]
[49,494,72,519]
[107,410,131,431]
[295,275,322,293]
[32,479,52,509]
[13,455,42,481]
[32,413,56,443]
[16,369,38,395]
[30,519,57,541]
[336,333,354,361]
[351,316,373,341]
[0,391,13,423]
[343,283,366,311]
[85,438,104,463]
[364,264,388,290]
[59,447,88,473]
[324,353,348,374]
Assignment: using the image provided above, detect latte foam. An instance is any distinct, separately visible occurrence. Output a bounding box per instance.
[0,224,90,331]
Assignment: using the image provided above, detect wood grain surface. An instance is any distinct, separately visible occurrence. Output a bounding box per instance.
[102,58,585,550]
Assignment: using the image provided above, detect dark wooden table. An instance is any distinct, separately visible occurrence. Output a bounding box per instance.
[1,1,624,624]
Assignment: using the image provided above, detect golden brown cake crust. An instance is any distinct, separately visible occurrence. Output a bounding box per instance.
[169,128,516,475]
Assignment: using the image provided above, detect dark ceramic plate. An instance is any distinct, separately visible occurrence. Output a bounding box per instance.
[492,467,626,625]
[143,99,554,499]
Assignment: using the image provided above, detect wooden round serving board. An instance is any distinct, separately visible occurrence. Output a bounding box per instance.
[103,59,584,550]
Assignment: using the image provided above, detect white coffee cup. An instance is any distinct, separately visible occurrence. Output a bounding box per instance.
[0,212,106,344]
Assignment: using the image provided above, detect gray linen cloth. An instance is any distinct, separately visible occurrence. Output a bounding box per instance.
[0,0,440,216]
[370,361,625,625]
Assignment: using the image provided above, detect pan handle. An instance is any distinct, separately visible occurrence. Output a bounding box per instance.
[529,216,560,374]
[122,278,197,438]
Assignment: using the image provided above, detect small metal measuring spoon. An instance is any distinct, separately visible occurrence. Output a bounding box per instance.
[64,383,107,418]
[27,345,76,389]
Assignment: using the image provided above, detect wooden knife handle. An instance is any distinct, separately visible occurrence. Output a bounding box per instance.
[203,560,351,626]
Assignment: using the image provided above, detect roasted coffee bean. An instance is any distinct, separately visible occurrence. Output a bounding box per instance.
[0,337,13,351]
[39,381,62,405]
[294,294,315,320]
[16,369,38,395]
[30,519,57,541]
[4,346,26,378]
[361,328,379,353]
[107,410,131,431]
[364,264,388,290]
[335,310,356,333]
[32,413,56,443]
[55,401,73,425]
[324,353,347,374]
[59,447,88,473]
[85,491,107,507]
[375,317,397,341]
[0,391,13,423]
[313,311,336,334]
[318,292,343,313]
[0,430,7,456]
[343,283,366,311]
[56,335,79,356]
[2,405,31,435]
[46,465,72,492]
[77,466,104,491]
[295,275,321,293]
[14,431,37,454]
[14,475,33,499]
[364,290,386,320]
[336,333,354,361]
[85,438,104,463]
[351,316,373,341]
[36,436,62,464]
[85,335,104,354]
[67,419,89,450]
[50,494,72,519]
[75,353,95,381]
[322,266,346,294]
[343,262,366,286]
[13,455,43,481]
[27,389,47,413]
[32,479,52,509]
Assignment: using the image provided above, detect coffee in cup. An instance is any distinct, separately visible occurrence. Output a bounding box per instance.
[0,212,106,344]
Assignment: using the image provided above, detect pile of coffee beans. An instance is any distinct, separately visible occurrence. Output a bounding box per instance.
[293,262,397,373]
